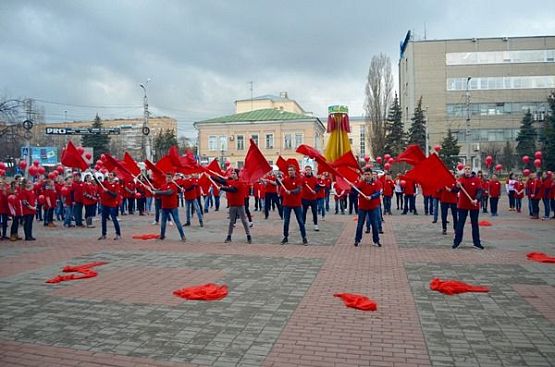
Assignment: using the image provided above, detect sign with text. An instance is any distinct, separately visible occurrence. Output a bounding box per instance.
[20,146,59,165]
[45,127,121,135]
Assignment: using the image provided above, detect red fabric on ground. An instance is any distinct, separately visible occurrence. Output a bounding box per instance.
[173,283,228,301]
[479,220,492,226]
[46,262,108,284]
[334,293,378,311]
[527,252,555,263]
[132,234,160,240]
[430,278,490,295]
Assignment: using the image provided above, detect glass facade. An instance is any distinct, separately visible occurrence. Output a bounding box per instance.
[359,126,366,156]
[454,128,519,143]
[447,76,555,91]
[446,49,555,65]
[447,101,548,118]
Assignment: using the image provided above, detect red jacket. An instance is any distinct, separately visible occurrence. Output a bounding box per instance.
[301,175,318,201]
[488,180,501,198]
[382,179,395,197]
[100,181,119,208]
[280,176,303,207]
[356,180,381,210]
[21,189,36,216]
[222,178,246,207]
[439,183,458,204]
[159,182,180,209]
[457,175,482,210]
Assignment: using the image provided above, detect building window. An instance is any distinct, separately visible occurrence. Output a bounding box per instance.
[236,135,244,150]
[284,133,292,150]
[446,49,555,65]
[359,126,366,156]
[208,136,218,151]
[251,134,259,146]
[447,101,548,117]
[219,136,227,151]
[447,76,555,91]
[265,133,274,149]
[294,133,303,148]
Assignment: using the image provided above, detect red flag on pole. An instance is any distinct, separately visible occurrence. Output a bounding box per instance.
[102,154,133,180]
[156,156,176,174]
[332,151,360,171]
[296,144,327,162]
[403,154,456,192]
[240,139,271,183]
[276,156,288,175]
[396,144,426,166]
[122,152,141,177]
[61,141,89,171]
[204,158,224,177]
[144,159,165,187]
[168,146,184,168]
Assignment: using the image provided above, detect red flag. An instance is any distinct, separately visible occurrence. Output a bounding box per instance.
[335,176,351,192]
[396,144,426,166]
[296,144,327,162]
[204,158,224,177]
[241,139,271,183]
[403,154,456,192]
[198,173,211,195]
[332,151,360,171]
[131,234,160,240]
[335,165,360,183]
[46,262,107,284]
[168,146,184,168]
[144,159,165,187]
[173,283,228,301]
[122,152,141,177]
[334,293,377,311]
[527,252,555,263]
[103,154,134,180]
[61,141,89,171]
[156,156,176,174]
[430,278,490,295]
[276,155,288,175]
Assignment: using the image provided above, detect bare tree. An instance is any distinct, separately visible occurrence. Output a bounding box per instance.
[364,53,393,158]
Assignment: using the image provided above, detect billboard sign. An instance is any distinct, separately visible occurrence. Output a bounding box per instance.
[21,146,59,166]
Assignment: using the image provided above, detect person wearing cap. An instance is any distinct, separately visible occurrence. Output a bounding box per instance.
[277,165,307,245]
[98,172,121,240]
[154,173,186,242]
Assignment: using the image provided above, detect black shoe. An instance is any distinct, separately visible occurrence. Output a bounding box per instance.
[302,238,308,246]
[98,235,106,240]
[452,243,460,249]
[432,220,437,223]
[159,236,165,240]
[379,230,384,234]
[200,222,204,227]
[365,229,370,234]
[224,236,232,243]
[373,242,382,247]
[183,222,190,227]
[442,229,447,235]
[401,212,407,215]
[473,243,484,250]
[280,237,288,245]
[354,242,359,247]
[413,212,418,215]
[247,235,252,244]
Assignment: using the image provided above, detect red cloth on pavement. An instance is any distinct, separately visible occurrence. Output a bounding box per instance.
[430,278,490,295]
[173,283,228,301]
[334,293,377,311]
[479,220,492,226]
[46,262,108,284]
[527,252,555,263]
[132,234,160,240]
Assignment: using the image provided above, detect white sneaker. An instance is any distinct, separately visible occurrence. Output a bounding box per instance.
[249,222,254,228]
[314,225,319,231]
[152,221,158,225]
[169,221,174,226]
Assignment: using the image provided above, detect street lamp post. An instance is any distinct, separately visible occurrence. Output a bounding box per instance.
[220,143,225,169]
[465,76,472,168]
[425,106,429,157]
[139,79,152,161]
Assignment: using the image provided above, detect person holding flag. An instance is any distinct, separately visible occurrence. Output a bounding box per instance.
[278,165,307,245]
[154,172,186,242]
[98,172,122,241]
[453,165,484,249]
[301,165,320,231]
[354,167,382,247]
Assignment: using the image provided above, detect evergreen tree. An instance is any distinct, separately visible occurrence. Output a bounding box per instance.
[81,114,110,161]
[383,93,405,156]
[153,129,178,160]
[542,93,555,170]
[500,141,516,172]
[439,129,460,170]
[515,109,537,160]
[407,96,426,152]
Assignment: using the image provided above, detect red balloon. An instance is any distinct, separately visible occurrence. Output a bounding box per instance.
[376,156,382,164]
[38,195,45,205]
[52,170,59,177]
[534,151,542,159]
[0,169,5,177]
[96,159,103,166]
[456,163,464,171]
[534,159,542,168]
[384,163,391,170]
[522,155,530,164]
[57,165,64,173]
[364,154,370,163]
[495,164,503,171]
[100,168,108,174]
[0,162,6,170]
[85,153,92,160]
[400,180,407,186]
[28,166,38,176]
[433,145,442,152]
[94,165,101,171]
[485,155,493,162]
[19,161,27,169]
[48,172,56,179]
[33,160,40,167]
[523,169,530,177]
[77,147,85,154]
[100,154,107,162]
[383,154,391,161]
[38,166,46,175]
[388,157,395,164]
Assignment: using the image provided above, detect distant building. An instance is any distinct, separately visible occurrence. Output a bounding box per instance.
[194,95,324,167]
[39,116,177,158]
[399,33,555,170]
[235,92,306,114]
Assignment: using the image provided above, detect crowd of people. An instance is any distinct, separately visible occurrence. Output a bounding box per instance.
[0,164,553,248]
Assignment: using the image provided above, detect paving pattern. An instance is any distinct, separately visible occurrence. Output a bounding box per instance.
[0,199,554,366]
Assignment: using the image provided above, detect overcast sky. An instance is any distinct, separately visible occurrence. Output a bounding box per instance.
[1,0,554,138]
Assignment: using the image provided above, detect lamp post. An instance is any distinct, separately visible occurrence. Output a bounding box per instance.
[139,79,152,161]
[424,106,429,157]
[220,142,225,169]
[465,76,472,168]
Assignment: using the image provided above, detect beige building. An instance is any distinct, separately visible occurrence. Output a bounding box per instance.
[39,116,177,159]
[235,92,306,114]
[399,33,555,170]
[194,97,325,168]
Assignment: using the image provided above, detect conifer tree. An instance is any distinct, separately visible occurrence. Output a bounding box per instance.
[407,96,426,152]
[383,93,405,156]
[439,129,460,169]
[81,114,110,161]
[515,109,537,160]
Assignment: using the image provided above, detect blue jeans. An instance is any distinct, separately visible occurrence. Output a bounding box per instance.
[283,206,306,239]
[101,206,121,236]
[454,209,480,247]
[161,208,185,239]
[302,199,318,225]
[186,199,203,224]
[543,195,551,218]
[64,204,73,226]
[317,198,326,218]
[432,198,439,222]
[56,199,64,220]
[440,202,458,232]
[356,208,379,244]
[383,196,392,214]
[73,202,83,226]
